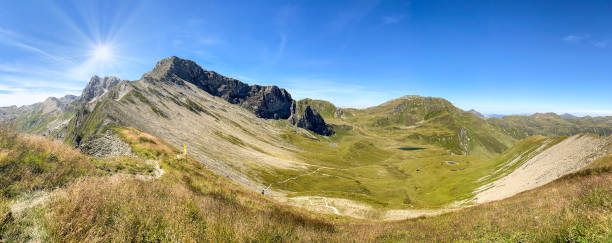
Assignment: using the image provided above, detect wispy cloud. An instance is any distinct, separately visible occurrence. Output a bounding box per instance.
[329,1,379,31]
[0,83,78,107]
[382,15,405,24]
[274,34,288,63]
[563,34,589,43]
[562,34,611,49]
[276,5,298,28]
[592,40,610,48]
[0,28,64,61]
[0,89,77,107]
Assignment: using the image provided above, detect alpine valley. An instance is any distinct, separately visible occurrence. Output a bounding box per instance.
[1,57,611,242]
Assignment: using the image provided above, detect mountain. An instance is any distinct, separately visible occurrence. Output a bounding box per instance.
[2,122,610,242]
[80,75,122,103]
[143,57,295,119]
[487,112,612,139]
[467,109,485,119]
[331,95,517,157]
[0,74,126,139]
[0,94,78,136]
[559,113,577,119]
[3,56,611,222]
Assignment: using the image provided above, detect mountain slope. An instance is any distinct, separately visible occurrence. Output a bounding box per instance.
[143,56,294,119]
[474,134,612,203]
[0,95,78,137]
[487,112,612,139]
[65,74,304,192]
[63,60,521,210]
[333,95,517,157]
[4,57,611,218]
[1,129,610,242]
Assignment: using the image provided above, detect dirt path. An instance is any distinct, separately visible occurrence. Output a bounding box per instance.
[268,164,457,220]
[9,191,53,215]
[264,167,323,190]
[321,197,339,214]
[282,195,454,220]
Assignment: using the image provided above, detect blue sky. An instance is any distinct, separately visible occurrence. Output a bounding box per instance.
[1,0,611,116]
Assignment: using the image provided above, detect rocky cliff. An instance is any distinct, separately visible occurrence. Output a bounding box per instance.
[288,101,334,136]
[80,76,122,103]
[143,56,293,119]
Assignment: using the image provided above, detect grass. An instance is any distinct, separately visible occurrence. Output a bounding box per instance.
[0,127,610,242]
[256,126,540,208]
[93,156,156,176]
[253,97,591,210]
[362,165,612,242]
[0,127,93,200]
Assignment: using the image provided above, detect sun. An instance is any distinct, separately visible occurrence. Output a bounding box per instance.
[92,44,113,61]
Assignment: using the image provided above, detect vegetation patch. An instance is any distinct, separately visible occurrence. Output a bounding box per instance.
[1,127,610,242]
[93,156,156,176]
[0,128,93,200]
[214,131,246,147]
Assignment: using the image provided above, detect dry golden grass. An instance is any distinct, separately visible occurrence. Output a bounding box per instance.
[0,126,93,200]
[114,127,174,158]
[2,127,610,242]
[46,176,337,242]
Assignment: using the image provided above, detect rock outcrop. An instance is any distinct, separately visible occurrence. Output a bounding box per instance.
[78,130,132,158]
[143,56,293,119]
[81,76,122,103]
[41,95,78,114]
[288,101,334,136]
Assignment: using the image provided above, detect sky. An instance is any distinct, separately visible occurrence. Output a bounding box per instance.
[0,0,611,116]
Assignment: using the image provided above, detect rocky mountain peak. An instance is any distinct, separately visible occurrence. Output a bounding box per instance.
[81,76,121,103]
[142,56,295,120]
[142,56,205,84]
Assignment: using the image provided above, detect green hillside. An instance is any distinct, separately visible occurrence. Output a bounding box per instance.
[1,129,610,242]
[488,112,612,139]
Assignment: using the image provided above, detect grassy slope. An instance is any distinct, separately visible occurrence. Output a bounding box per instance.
[54,87,601,212]
[0,128,335,242]
[10,105,77,136]
[1,129,610,242]
[253,96,524,208]
[296,99,338,119]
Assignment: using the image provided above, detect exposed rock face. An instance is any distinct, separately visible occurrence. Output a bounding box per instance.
[288,101,334,136]
[41,95,78,114]
[78,130,132,158]
[142,56,293,119]
[81,76,122,103]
